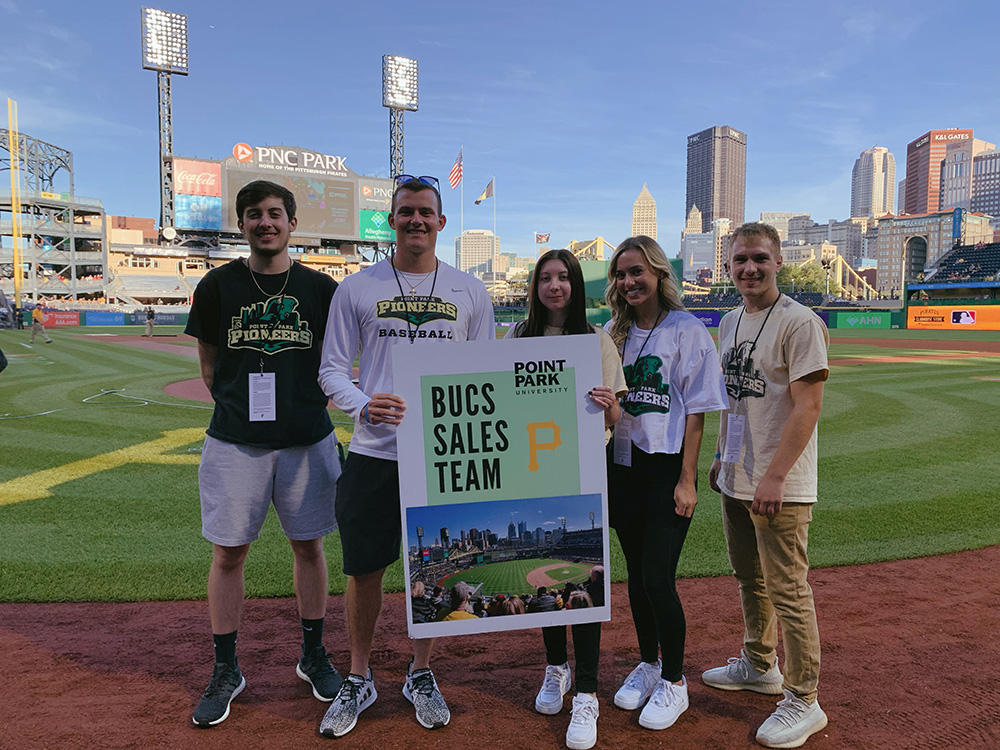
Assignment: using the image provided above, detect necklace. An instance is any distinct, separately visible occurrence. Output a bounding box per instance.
[731,293,781,403]
[390,256,440,344]
[247,258,292,300]
[397,268,436,295]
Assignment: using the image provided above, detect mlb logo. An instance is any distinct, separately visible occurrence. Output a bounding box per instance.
[952,310,976,325]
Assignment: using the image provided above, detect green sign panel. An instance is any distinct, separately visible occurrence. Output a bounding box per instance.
[359,209,394,242]
[420,368,580,505]
[835,311,891,329]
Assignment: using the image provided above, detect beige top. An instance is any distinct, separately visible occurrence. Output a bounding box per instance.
[716,295,829,503]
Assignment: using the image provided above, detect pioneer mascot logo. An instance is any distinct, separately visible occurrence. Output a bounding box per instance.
[228,297,313,353]
[622,354,670,415]
[721,341,767,400]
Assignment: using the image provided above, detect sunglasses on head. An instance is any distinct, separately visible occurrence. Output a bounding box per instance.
[394,174,440,192]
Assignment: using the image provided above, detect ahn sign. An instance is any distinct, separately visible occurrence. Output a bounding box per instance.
[834,312,890,329]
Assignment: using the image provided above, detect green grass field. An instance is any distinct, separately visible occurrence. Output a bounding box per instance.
[1,324,998,602]
[439,558,593,596]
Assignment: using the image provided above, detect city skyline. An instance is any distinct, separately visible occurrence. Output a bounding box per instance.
[405,494,602,547]
[3,1,999,258]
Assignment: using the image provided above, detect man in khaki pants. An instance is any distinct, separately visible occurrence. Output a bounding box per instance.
[705,222,829,749]
[30,302,52,344]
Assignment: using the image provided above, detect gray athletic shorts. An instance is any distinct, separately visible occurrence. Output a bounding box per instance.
[199,432,341,546]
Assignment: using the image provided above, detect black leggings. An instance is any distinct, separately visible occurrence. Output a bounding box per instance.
[542,622,601,694]
[608,445,691,683]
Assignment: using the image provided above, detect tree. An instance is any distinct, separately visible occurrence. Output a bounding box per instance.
[777,262,840,295]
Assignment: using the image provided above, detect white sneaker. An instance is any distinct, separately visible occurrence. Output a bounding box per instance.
[535,662,572,715]
[756,690,828,748]
[638,676,689,730]
[565,694,599,750]
[702,649,784,695]
[613,659,661,710]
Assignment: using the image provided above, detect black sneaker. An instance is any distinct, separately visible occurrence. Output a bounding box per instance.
[192,662,246,727]
[296,645,343,701]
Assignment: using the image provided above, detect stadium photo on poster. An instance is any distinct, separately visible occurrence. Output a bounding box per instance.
[393,335,612,638]
[404,493,606,628]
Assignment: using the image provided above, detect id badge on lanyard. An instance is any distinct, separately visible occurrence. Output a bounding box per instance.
[249,372,276,422]
[613,414,633,467]
[723,413,745,463]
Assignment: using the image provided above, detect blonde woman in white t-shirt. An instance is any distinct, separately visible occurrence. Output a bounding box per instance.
[505,249,626,750]
[604,236,728,734]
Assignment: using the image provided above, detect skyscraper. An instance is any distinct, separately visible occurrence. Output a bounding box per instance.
[940,137,995,211]
[903,129,973,214]
[631,183,657,239]
[686,125,747,233]
[455,229,500,276]
[851,146,896,218]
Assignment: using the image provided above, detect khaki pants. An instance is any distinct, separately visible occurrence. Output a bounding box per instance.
[30,320,51,343]
[144,320,154,336]
[722,494,821,702]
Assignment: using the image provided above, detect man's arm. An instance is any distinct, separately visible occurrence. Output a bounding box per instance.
[196,340,218,392]
[751,371,825,518]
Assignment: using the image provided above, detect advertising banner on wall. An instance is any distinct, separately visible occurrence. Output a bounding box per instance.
[907,305,1000,330]
[833,311,891,329]
[691,311,722,328]
[83,312,125,326]
[358,209,395,242]
[41,311,80,327]
[393,336,611,637]
[173,159,222,197]
[175,194,223,230]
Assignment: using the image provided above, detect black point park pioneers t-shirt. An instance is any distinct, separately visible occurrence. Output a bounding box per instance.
[185,259,337,449]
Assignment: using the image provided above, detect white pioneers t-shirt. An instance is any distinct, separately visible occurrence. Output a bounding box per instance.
[607,310,728,455]
[716,295,829,503]
[318,259,496,460]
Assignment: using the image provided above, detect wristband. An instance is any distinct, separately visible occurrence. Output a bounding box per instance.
[362,404,370,424]
[714,452,722,459]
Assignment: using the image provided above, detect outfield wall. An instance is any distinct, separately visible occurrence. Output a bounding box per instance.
[906,304,1000,331]
[32,311,190,327]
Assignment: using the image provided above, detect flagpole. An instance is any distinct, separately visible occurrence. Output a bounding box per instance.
[460,144,464,242]
[492,173,496,268]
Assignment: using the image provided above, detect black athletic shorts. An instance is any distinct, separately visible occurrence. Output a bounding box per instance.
[335,452,401,577]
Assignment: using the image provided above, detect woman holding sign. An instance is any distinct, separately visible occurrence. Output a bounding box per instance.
[506,249,625,750]
[605,236,727,733]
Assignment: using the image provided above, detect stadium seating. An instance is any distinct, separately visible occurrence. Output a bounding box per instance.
[928,242,1000,283]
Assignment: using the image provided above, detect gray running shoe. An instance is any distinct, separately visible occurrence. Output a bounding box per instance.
[756,690,828,748]
[402,662,451,729]
[192,662,246,727]
[319,670,377,738]
[702,650,784,695]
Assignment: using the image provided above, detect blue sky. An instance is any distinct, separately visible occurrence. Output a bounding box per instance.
[3,0,998,258]
[405,494,603,544]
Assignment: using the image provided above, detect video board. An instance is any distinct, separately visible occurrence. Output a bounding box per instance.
[172,144,395,243]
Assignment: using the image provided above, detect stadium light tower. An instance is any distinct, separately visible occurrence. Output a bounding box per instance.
[381,54,418,179]
[141,7,188,237]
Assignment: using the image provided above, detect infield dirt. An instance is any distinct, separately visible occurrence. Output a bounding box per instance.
[2,546,998,750]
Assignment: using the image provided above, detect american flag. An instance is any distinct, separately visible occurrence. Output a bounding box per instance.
[448,148,463,189]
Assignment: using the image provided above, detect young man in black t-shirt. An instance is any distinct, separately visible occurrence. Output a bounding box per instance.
[185,180,342,727]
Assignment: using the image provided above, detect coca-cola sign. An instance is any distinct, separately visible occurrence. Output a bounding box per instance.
[174,159,222,197]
